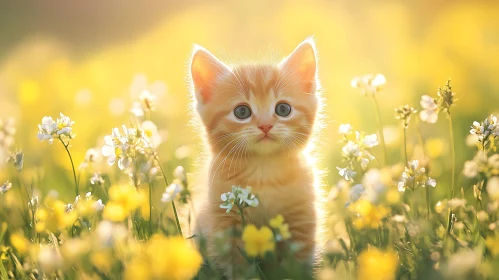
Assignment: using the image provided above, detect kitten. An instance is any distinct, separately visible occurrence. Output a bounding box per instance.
[188,38,324,274]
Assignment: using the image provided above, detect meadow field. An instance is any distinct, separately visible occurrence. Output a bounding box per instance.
[1,0,499,279]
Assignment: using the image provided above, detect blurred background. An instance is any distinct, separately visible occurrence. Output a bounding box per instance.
[1,0,498,200]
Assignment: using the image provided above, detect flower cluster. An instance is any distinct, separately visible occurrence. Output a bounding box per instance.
[269,214,291,241]
[68,192,105,218]
[395,105,417,128]
[337,124,379,182]
[351,74,386,96]
[101,125,148,170]
[219,186,259,213]
[35,196,79,233]
[470,114,499,147]
[161,166,191,204]
[397,160,436,192]
[420,79,456,123]
[349,198,390,229]
[37,113,75,144]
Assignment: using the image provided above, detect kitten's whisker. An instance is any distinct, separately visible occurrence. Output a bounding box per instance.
[209,134,246,177]
[212,137,246,185]
[228,138,246,180]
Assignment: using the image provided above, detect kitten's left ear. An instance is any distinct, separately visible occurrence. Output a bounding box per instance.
[280,38,318,93]
[190,45,231,104]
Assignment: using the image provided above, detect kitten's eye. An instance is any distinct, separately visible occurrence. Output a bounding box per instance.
[234,105,252,120]
[275,103,292,117]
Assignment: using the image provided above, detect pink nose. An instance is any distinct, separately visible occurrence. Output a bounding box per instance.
[258,124,273,134]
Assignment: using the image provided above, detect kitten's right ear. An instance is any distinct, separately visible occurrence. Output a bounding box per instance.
[190,45,230,104]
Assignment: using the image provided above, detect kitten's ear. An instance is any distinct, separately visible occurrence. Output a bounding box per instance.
[280,38,318,93]
[190,45,230,104]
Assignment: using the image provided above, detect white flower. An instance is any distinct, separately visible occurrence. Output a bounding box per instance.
[90,172,105,185]
[174,166,186,182]
[94,199,105,211]
[447,198,467,210]
[426,178,437,188]
[37,116,58,144]
[470,115,499,144]
[398,160,434,192]
[236,186,259,207]
[392,215,407,223]
[37,113,75,144]
[351,74,386,96]
[161,182,183,203]
[56,113,74,136]
[96,220,127,246]
[29,196,39,207]
[342,141,361,158]
[338,124,353,135]
[347,184,364,206]
[130,101,144,117]
[360,158,370,170]
[0,180,12,194]
[337,167,356,181]
[488,154,499,170]
[487,176,499,200]
[220,192,236,213]
[220,186,259,212]
[139,90,157,112]
[362,134,379,148]
[419,95,439,123]
[141,120,162,148]
[101,126,132,170]
[362,169,387,202]
[79,148,101,169]
[38,246,63,272]
[463,160,479,178]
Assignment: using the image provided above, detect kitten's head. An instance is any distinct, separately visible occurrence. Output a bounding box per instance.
[189,39,319,156]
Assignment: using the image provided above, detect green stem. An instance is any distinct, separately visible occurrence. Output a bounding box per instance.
[448,114,456,199]
[446,113,456,234]
[237,204,247,226]
[155,155,183,236]
[426,185,431,218]
[372,96,387,166]
[403,127,409,165]
[59,138,79,197]
[148,181,153,236]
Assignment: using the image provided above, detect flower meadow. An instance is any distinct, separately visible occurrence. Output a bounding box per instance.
[1,74,499,280]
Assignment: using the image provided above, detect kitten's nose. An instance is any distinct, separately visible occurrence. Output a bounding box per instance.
[258,124,273,134]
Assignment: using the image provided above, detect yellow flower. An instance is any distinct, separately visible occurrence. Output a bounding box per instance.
[90,250,114,273]
[1,246,10,261]
[103,184,145,221]
[385,189,400,205]
[125,235,202,280]
[10,232,30,255]
[269,215,291,240]
[350,199,390,229]
[44,200,78,232]
[270,214,285,228]
[103,202,128,222]
[485,235,499,256]
[242,224,275,257]
[125,258,151,280]
[358,247,398,280]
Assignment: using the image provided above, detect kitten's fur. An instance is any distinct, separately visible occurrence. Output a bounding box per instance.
[188,38,324,274]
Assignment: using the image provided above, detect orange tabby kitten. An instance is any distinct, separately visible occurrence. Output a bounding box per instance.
[189,38,324,272]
